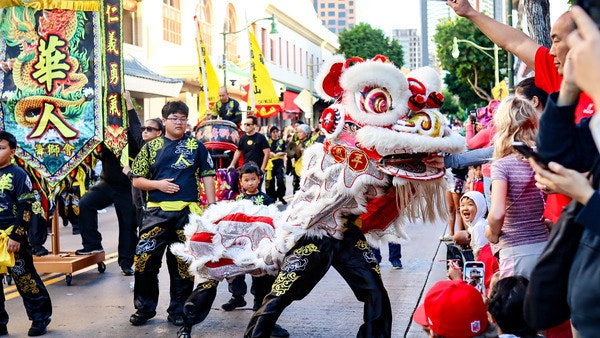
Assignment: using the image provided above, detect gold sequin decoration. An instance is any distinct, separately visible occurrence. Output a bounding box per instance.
[201,280,218,289]
[135,253,150,272]
[13,273,39,294]
[271,272,301,296]
[356,240,369,251]
[293,243,319,256]
[176,255,193,279]
[176,229,187,243]
[140,227,162,240]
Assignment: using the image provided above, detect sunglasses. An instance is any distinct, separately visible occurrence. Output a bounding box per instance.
[141,126,159,132]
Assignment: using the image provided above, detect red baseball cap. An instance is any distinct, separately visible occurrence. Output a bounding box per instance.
[413,280,488,337]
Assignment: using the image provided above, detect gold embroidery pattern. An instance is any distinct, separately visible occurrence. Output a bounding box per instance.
[135,252,149,272]
[293,243,319,256]
[355,240,369,251]
[13,273,39,294]
[201,280,218,289]
[176,229,187,243]
[177,255,193,279]
[31,200,44,216]
[374,264,381,276]
[140,226,162,240]
[271,272,300,296]
[23,210,31,223]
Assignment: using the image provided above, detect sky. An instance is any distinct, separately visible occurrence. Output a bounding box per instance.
[356,0,571,35]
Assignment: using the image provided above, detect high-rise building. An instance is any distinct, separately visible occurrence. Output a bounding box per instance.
[313,0,357,34]
[391,29,421,70]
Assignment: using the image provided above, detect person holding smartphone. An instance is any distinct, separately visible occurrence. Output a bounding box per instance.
[531,6,600,335]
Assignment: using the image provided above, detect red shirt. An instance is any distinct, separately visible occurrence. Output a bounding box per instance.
[534,46,596,223]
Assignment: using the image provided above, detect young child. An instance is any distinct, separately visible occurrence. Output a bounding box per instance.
[471,165,485,195]
[487,276,540,337]
[0,131,52,336]
[452,191,499,294]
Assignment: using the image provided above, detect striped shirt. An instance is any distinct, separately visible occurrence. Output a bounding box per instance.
[491,154,549,249]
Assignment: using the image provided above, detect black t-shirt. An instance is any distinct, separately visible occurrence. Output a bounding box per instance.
[238,132,270,167]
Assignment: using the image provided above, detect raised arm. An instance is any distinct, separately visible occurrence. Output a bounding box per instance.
[447,0,539,70]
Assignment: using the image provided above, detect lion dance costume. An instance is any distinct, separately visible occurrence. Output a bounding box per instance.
[172,55,465,337]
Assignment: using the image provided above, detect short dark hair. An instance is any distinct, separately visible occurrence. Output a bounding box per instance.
[0,131,17,149]
[515,77,548,109]
[487,276,537,337]
[161,101,189,119]
[270,126,280,133]
[246,115,258,125]
[239,162,261,177]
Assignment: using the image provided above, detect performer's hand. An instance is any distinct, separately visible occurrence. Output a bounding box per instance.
[423,155,445,169]
[7,238,20,253]
[158,178,180,194]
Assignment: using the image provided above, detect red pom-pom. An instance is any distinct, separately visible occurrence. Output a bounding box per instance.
[408,94,426,111]
[408,78,426,96]
[427,92,444,108]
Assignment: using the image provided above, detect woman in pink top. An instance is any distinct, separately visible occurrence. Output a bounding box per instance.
[485,96,548,279]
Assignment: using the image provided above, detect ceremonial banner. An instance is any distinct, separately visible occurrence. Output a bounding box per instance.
[0,5,102,192]
[195,11,219,124]
[101,0,127,166]
[247,30,281,118]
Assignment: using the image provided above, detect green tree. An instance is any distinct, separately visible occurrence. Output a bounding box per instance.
[434,17,508,103]
[337,23,404,67]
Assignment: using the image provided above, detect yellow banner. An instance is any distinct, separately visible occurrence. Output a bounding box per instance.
[0,0,99,11]
[195,18,219,123]
[492,79,509,100]
[247,30,280,117]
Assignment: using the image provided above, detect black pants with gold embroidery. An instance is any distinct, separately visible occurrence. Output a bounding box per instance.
[245,223,392,338]
[133,207,194,317]
[0,243,52,325]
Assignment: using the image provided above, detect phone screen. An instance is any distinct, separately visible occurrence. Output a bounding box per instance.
[463,261,485,296]
[512,141,550,169]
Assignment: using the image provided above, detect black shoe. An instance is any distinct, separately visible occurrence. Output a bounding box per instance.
[0,324,7,336]
[271,324,290,338]
[167,314,184,326]
[391,260,403,270]
[75,247,104,255]
[28,318,50,336]
[279,198,287,205]
[129,311,156,326]
[221,296,246,311]
[121,267,134,276]
[32,246,49,257]
[177,326,191,338]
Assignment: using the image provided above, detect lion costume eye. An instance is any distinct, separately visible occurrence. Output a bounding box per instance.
[355,87,392,115]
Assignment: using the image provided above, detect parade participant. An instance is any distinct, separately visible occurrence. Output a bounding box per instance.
[265,126,287,205]
[128,100,216,327]
[0,131,52,336]
[123,118,164,228]
[74,91,142,276]
[176,163,288,338]
[227,115,270,188]
[210,86,242,125]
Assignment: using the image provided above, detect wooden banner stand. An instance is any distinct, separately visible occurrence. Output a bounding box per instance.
[33,208,106,285]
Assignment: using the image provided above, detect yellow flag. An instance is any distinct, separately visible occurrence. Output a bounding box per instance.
[195,18,220,123]
[247,30,281,118]
[492,79,509,100]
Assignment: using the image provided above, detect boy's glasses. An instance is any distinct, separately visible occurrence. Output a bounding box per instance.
[166,117,188,124]
[244,123,254,126]
[141,127,159,132]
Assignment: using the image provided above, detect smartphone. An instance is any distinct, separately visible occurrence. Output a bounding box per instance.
[575,0,600,27]
[512,141,550,169]
[463,261,485,296]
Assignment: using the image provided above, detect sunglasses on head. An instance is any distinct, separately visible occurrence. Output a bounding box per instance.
[141,126,159,132]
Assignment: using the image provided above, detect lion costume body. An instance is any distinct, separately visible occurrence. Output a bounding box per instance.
[172,55,465,337]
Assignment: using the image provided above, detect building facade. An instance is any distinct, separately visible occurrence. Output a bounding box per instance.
[313,0,356,34]
[123,0,338,127]
[391,28,421,71]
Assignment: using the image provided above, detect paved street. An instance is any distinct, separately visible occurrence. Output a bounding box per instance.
[5,197,450,338]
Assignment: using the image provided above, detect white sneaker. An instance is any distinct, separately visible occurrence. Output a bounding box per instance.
[439,234,454,241]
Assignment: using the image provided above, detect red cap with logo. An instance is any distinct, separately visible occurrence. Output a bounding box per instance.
[413,280,488,337]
